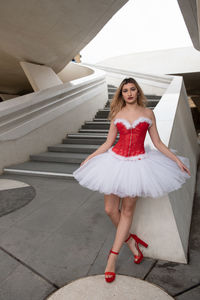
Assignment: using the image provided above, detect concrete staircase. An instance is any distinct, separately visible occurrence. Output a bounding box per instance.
[3,85,161,178]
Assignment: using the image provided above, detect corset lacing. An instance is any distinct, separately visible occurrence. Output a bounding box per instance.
[108,117,152,161]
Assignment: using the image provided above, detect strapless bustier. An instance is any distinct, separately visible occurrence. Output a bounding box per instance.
[108,117,152,160]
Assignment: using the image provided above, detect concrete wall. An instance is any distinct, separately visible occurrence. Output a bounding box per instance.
[58,62,94,83]
[0,66,108,173]
[130,76,199,263]
[0,89,107,174]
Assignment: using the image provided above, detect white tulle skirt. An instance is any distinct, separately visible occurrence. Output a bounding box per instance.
[73,145,191,198]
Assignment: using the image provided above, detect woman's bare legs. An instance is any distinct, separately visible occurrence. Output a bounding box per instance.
[104,195,138,279]
[104,193,139,257]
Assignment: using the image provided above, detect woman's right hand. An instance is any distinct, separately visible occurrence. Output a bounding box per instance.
[176,160,191,176]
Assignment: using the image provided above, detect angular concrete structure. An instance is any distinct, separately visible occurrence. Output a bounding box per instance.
[177,0,200,51]
[0,0,128,94]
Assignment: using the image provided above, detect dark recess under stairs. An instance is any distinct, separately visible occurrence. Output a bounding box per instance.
[3,85,161,178]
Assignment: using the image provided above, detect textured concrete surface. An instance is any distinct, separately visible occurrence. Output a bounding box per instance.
[0,179,29,190]
[0,155,199,300]
[0,180,35,217]
[0,250,56,300]
[47,275,174,300]
[146,156,200,297]
[0,0,128,93]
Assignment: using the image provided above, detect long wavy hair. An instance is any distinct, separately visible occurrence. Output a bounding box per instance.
[108,78,147,121]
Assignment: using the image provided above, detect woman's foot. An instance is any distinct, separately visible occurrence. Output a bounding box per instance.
[125,233,148,263]
[126,235,140,262]
[104,250,118,282]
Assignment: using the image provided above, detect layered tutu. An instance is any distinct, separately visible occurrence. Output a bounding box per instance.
[73,145,191,198]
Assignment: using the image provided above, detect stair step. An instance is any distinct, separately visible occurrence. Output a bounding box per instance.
[85,121,110,124]
[145,95,162,99]
[4,161,79,179]
[98,108,110,111]
[48,144,99,153]
[105,100,159,107]
[63,138,107,145]
[3,82,161,178]
[95,111,109,118]
[79,129,109,133]
[67,132,112,138]
[82,121,110,129]
[30,152,88,163]
[93,118,109,122]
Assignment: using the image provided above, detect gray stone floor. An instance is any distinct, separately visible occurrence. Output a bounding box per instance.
[0,159,199,300]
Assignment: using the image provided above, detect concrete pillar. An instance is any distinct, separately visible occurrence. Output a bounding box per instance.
[20,61,63,92]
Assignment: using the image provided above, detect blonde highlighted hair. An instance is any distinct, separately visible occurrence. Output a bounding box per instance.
[108,78,147,121]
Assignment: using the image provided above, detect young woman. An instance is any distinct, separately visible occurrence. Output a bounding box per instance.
[73,77,191,283]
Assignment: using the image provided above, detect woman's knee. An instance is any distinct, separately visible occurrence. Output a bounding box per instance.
[104,194,120,216]
[105,205,120,217]
[121,206,133,218]
[121,196,137,218]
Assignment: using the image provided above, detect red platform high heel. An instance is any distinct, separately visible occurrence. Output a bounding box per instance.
[125,233,148,264]
[104,249,119,283]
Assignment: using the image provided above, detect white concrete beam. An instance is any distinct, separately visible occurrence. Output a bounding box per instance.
[20,62,63,92]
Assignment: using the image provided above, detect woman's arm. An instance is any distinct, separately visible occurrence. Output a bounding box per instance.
[80,119,117,165]
[148,110,191,175]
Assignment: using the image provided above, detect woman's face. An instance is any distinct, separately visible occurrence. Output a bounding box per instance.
[121,82,138,104]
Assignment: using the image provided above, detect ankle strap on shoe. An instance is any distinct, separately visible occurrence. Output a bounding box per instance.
[110,249,119,255]
[124,233,132,243]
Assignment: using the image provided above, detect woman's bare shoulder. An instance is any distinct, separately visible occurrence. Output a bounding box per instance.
[143,107,156,125]
[112,110,124,120]
[144,107,154,118]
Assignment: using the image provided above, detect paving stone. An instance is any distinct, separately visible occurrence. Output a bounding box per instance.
[0,178,93,262]
[0,264,56,300]
[0,249,19,283]
[0,158,199,300]
[0,175,92,231]
[23,193,113,286]
[0,186,36,217]
[0,227,50,261]
[145,251,200,296]
[13,183,93,233]
[145,168,200,296]
[175,285,200,300]
[88,228,156,279]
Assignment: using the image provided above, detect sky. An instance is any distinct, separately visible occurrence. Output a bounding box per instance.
[81,0,193,64]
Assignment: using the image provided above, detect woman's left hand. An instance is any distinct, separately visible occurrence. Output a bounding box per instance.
[176,160,191,176]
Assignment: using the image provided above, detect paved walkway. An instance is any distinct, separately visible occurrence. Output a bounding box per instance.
[0,156,200,299]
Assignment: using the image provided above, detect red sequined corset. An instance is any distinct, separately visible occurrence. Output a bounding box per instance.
[108,117,152,160]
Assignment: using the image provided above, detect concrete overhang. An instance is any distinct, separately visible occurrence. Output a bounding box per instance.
[177,0,200,51]
[0,0,127,94]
